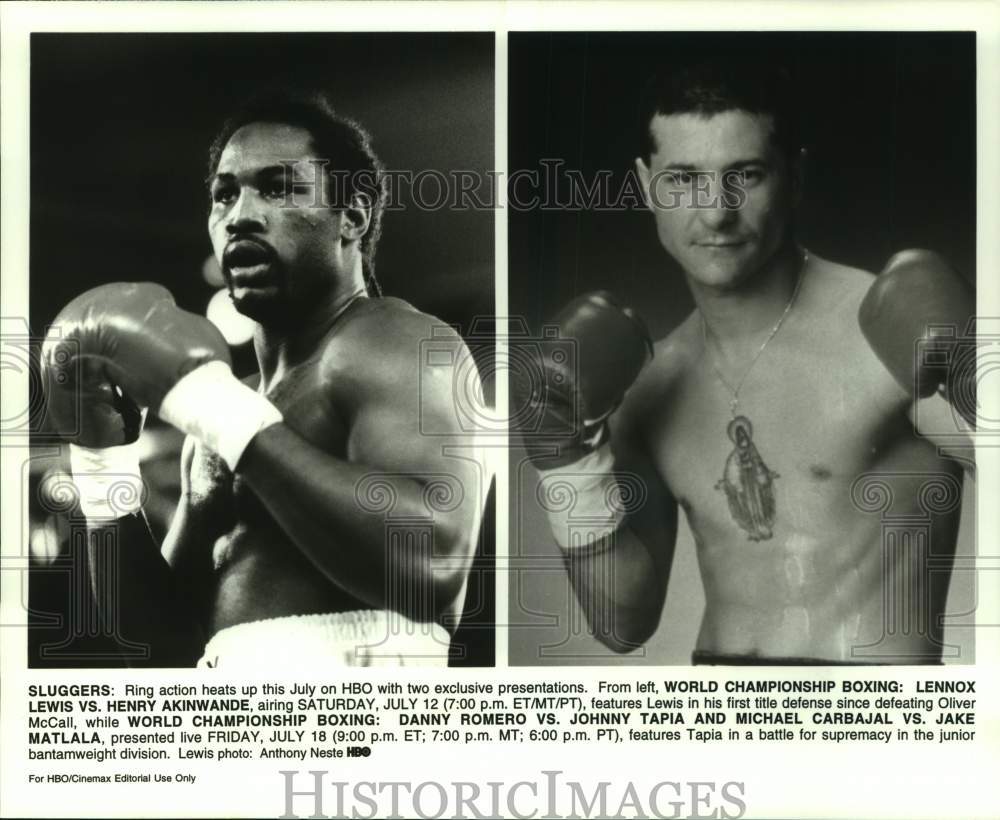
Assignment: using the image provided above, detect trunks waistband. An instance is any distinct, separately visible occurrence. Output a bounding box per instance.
[691,650,942,666]
[198,611,451,669]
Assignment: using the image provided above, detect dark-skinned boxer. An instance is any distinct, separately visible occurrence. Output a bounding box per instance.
[526,60,975,665]
[41,92,484,668]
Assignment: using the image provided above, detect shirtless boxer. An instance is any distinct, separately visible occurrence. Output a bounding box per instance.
[41,92,484,668]
[528,61,975,664]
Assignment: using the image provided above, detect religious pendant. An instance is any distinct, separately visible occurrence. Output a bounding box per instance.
[715,415,779,541]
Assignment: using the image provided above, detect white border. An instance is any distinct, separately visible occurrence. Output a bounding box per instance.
[2,2,999,819]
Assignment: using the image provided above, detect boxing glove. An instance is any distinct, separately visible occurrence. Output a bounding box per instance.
[859,250,976,426]
[517,291,653,469]
[42,283,228,438]
[43,282,282,474]
[516,292,652,552]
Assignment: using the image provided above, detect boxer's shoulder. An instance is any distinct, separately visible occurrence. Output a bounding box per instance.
[797,254,908,406]
[318,297,460,396]
[324,297,445,351]
[785,254,879,364]
[343,296,452,340]
[641,311,702,391]
[800,253,875,323]
[616,311,700,438]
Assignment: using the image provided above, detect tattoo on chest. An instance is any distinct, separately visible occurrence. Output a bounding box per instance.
[715,415,779,541]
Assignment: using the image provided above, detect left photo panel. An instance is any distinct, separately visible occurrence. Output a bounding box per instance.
[26,32,496,669]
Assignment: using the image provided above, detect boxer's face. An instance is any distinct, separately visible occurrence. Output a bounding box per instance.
[208,122,347,321]
[636,109,798,292]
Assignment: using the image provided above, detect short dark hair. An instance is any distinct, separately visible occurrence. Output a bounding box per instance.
[638,57,800,165]
[207,89,387,296]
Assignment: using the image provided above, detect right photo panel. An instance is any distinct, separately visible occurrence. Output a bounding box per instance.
[508,31,977,666]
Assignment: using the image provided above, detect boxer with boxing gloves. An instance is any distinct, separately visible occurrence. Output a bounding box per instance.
[41,91,484,668]
[528,58,975,664]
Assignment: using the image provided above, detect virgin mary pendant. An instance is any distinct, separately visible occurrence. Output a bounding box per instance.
[715,415,779,541]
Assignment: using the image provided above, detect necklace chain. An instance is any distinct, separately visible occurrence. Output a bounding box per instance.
[702,249,808,417]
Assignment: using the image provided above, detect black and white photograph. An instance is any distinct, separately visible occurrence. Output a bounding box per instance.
[24,31,496,669]
[1,3,998,820]
[508,31,978,667]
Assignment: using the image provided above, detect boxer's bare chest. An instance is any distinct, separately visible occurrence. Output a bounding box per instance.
[665,374,859,530]
[645,330,932,555]
[643,330,961,644]
[186,357,350,542]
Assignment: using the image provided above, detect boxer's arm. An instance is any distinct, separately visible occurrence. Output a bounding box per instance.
[83,439,207,666]
[556,398,679,653]
[85,513,205,667]
[237,314,480,623]
[160,436,220,625]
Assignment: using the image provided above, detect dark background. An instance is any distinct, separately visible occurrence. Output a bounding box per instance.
[27,32,495,667]
[508,31,977,665]
[509,31,976,339]
[30,32,494,333]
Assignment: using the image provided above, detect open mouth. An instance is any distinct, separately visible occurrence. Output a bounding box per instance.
[224,240,274,278]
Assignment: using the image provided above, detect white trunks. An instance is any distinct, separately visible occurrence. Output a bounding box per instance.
[197,611,451,669]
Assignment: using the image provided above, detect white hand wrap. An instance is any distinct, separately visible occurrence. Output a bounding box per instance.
[158,361,283,471]
[69,441,144,522]
[534,443,626,551]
